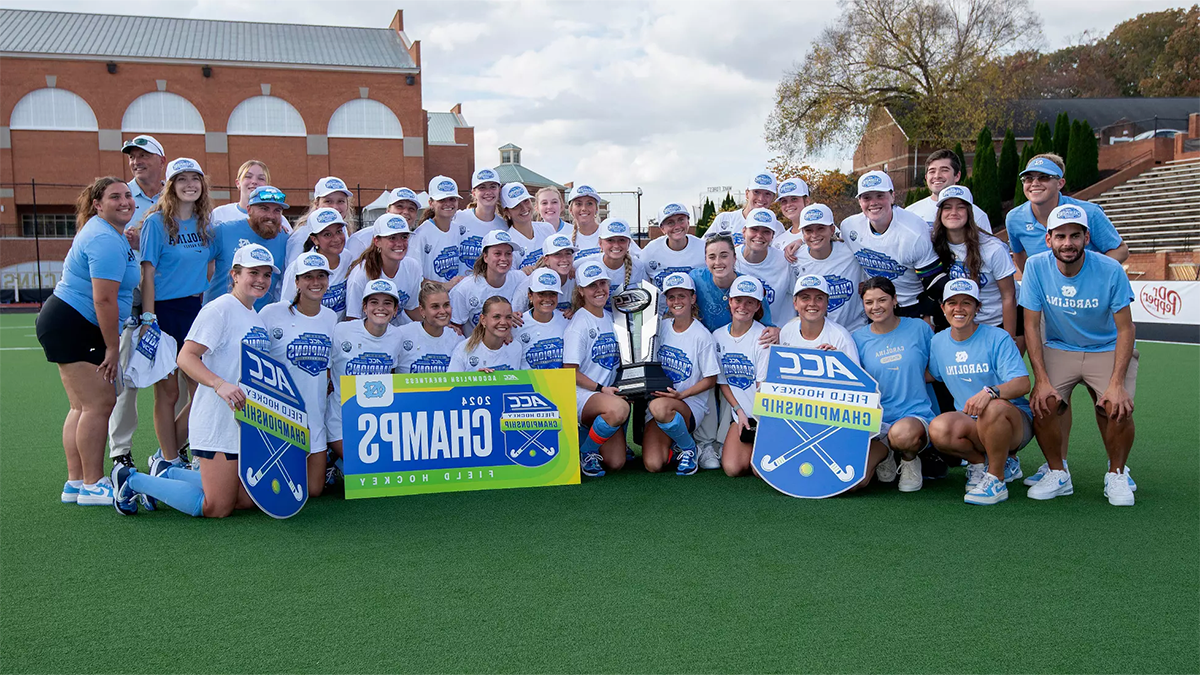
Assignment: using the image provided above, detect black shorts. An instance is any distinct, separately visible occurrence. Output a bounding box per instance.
[36,294,106,366]
[193,450,238,461]
[156,294,202,346]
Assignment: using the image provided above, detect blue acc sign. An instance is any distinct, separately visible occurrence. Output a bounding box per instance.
[752,346,882,498]
[236,345,310,518]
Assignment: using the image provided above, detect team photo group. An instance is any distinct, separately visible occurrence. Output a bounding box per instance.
[38,131,1141,518]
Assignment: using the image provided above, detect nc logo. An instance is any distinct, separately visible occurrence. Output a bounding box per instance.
[363,380,386,399]
[955,351,968,363]
[1062,285,1077,298]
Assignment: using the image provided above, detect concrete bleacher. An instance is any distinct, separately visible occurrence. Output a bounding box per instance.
[1091,157,1200,253]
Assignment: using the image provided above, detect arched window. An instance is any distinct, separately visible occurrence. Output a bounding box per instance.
[9,88,98,131]
[227,96,306,137]
[327,99,403,139]
[122,92,204,134]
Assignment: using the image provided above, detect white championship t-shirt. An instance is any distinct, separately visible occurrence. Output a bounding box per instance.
[779,318,861,365]
[411,219,464,283]
[735,245,798,324]
[448,270,526,334]
[345,257,423,326]
[260,303,338,453]
[713,321,771,419]
[507,222,557,270]
[654,318,721,422]
[708,210,747,246]
[513,310,569,370]
[393,321,463,374]
[454,209,506,271]
[448,339,524,372]
[563,308,620,408]
[948,235,1017,328]
[641,235,705,289]
[279,252,352,320]
[839,207,939,308]
[791,242,868,331]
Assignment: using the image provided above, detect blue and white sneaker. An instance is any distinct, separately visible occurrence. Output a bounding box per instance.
[77,478,115,506]
[147,448,164,472]
[581,452,605,477]
[1024,460,1067,487]
[1108,461,1136,492]
[1004,456,1023,483]
[964,463,987,492]
[61,481,82,504]
[675,447,698,476]
[141,453,174,511]
[1104,470,1135,506]
[110,464,138,515]
[965,472,1009,505]
[1027,469,1073,500]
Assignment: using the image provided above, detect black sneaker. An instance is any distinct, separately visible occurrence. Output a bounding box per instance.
[919,448,948,480]
[113,454,136,470]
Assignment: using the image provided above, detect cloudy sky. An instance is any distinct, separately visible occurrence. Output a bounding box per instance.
[6,0,1187,218]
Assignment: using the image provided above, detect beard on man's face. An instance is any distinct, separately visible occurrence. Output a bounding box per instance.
[249,210,281,239]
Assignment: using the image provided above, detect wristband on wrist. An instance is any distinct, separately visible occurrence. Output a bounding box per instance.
[594,382,603,392]
[986,385,1000,399]
[140,312,156,326]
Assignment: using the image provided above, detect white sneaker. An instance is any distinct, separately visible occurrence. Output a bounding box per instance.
[697,444,721,470]
[898,457,923,492]
[77,477,115,506]
[1104,470,1135,506]
[875,451,898,483]
[1027,469,1073,500]
[964,463,987,492]
[1107,461,1137,492]
[965,472,1009,505]
[1024,460,1068,486]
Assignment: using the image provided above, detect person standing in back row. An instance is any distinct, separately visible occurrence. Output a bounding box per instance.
[707,171,778,245]
[905,148,992,232]
[205,186,290,310]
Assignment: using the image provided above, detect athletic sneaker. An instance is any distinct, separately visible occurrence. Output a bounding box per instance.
[1104,470,1135,506]
[964,463,987,492]
[77,478,115,506]
[147,448,163,471]
[898,457,923,493]
[875,451,898,483]
[1027,469,1073,500]
[1004,456,1023,483]
[177,444,191,466]
[110,464,138,516]
[581,452,605,477]
[920,449,947,480]
[1108,461,1137,492]
[1024,460,1068,486]
[676,447,698,476]
[113,454,136,470]
[965,472,1009,505]
[61,481,81,504]
[142,453,174,511]
[697,444,721,470]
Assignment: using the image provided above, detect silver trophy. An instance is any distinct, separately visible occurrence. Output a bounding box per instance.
[610,280,673,398]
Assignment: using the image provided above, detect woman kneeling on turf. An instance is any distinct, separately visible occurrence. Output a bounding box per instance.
[564,261,627,477]
[927,279,1033,505]
[111,244,277,517]
[712,276,771,477]
[642,273,719,476]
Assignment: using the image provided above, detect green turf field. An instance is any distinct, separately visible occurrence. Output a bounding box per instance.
[1,312,1197,674]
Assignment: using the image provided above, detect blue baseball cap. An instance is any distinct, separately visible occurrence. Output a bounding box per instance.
[248,186,288,209]
[1020,157,1064,179]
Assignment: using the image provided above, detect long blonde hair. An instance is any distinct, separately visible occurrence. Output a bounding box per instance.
[143,171,213,244]
[466,296,510,351]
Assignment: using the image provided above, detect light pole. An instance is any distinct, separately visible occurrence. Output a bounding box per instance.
[636,187,643,240]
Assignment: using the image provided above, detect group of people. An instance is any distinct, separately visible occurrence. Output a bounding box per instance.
[36,134,1141,518]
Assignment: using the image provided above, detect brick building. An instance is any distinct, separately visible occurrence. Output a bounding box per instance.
[0,8,475,296]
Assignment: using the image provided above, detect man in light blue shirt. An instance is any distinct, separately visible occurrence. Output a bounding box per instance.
[205,186,290,311]
[1019,204,1138,506]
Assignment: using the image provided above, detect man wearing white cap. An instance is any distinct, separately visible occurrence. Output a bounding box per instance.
[772,177,812,253]
[734,208,797,324]
[779,274,860,362]
[1019,204,1138,506]
[286,177,354,268]
[788,203,867,331]
[455,167,507,271]
[205,186,290,311]
[707,171,778,245]
[906,149,992,232]
[839,170,948,318]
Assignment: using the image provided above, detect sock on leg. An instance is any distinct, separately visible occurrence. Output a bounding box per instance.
[656,412,696,451]
[164,466,203,488]
[66,479,83,488]
[581,417,620,455]
[129,472,204,517]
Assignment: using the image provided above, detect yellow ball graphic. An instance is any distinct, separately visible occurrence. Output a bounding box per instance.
[799,462,814,477]
[271,478,281,494]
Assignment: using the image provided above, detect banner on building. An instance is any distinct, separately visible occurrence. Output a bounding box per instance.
[341,369,580,499]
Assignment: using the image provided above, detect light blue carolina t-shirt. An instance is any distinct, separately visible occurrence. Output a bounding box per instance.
[204,218,288,311]
[929,323,1032,418]
[689,268,773,332]
[851,317,936,424]
[139,213,209,301]
[1018,250,1134,352]
[1005,195,1123,257]
[128,179,161,233]
[54,216,140,328]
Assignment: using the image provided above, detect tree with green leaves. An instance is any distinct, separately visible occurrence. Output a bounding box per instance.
[1077,121,1100,189]
[952,142,970,188]
[972,127,1001,228]
[695,197,717,236]
[998,128,1019,204]
[1053,112,1071,159]
[1065,121,1084,190]
[904,187,931,206]
[719,193,738,213]
[1031,121,1054,156]
[1014,142,1035,206]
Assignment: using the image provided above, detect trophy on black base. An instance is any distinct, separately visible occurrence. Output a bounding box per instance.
[611,280,674,443]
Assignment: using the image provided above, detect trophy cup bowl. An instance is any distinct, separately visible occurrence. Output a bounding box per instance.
[610,281,674,399]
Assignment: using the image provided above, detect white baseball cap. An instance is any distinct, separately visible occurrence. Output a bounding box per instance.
[662,272,695,292]
[943,278,980,302]
[936,185,974,207]
[471,167,501,189]
[598,218,633,240]
[232,243,279,273]
[501,182,533,209]
[799,204,835,227]
[388,187,420,207]
[576,261,608,287]
[793,273,831,297]
[314,176,352,199]
[658,202,691,224]
[745,207,782,235]
[372,213,412,238]
[529,270,563,294]
[543,233,577,256]
[856,170,894,197]
[747,171,778,194]
[1047,204,1089,230]
[776,178,809,200]
[363,278,400,302]
[730,275,765,301]
[165,157,203,182]
[481,229,523,255]
[568,184,600,204]
[121,135,164,156]
[295,252,332,276]
[307,207,346,233]
[428,176,460,202]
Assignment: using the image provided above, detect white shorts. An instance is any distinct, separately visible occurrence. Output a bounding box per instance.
[326,394,342,444]
[576,386,597,421]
